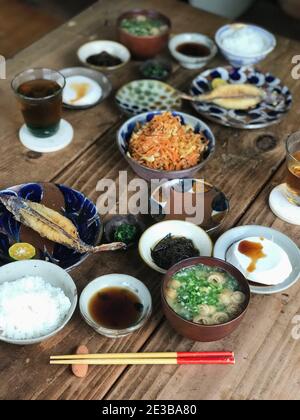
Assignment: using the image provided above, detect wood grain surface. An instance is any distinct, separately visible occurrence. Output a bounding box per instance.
[0,0,299,401]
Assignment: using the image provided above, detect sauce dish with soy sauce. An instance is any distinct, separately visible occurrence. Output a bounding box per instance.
[79,274,152,338]
[169,33,217,69]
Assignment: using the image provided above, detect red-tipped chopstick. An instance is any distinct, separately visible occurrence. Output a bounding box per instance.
[50,352,235,366]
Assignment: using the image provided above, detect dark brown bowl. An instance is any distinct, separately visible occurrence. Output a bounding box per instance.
[162,257,251,342]
[117,9,171,59]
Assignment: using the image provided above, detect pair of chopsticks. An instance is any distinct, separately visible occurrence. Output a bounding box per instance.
[50,351,235,366]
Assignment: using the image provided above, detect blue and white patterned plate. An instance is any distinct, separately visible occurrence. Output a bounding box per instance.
[0,183,102,271]
[190,66,292,129]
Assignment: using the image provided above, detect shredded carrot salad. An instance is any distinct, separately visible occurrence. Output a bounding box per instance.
[128,112,208,171]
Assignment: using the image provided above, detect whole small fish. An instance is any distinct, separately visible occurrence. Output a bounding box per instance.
[0,194,126,254]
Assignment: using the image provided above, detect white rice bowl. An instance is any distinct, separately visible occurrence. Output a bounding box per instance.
[0,277,71,340]
[0,260,77,345]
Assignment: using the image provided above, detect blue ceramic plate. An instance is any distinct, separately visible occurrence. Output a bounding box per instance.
[0,183,102,271]
[190,66,292,129]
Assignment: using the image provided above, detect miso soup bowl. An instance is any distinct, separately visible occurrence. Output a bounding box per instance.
[117,9,171,59]
[162,257,250,342]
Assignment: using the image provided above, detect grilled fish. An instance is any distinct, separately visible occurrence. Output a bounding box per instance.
[0,194,126,254]
[184,84,266,110]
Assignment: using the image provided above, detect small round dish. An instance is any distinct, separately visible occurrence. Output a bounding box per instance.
[79,274,152,338]
[138,220,213,274]
[77,40,131,71]
[117,110,215,181]
[190,65,292,129]
[104,214,147,248]
[150,179,229,234]
[169,33,217,70]
[60,67,112,109]
[139,59,172,81]
[213,225,300,294]
[215,23,276,67]
[115,79,181,116]
[0,183,102,271]
[117,9,171,59]
[162,256,250,342]
[0,260,77,345]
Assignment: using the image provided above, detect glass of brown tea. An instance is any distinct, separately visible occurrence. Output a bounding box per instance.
[285,132,300,206]
[12,68,65,138]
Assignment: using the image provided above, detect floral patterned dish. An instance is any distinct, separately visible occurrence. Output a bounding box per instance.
[115,79,182,115]
[190,66,292,129]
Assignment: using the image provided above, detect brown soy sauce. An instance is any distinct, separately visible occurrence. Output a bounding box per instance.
[88,287,144,330]
[176,42,211,58]
[238,240,266,273]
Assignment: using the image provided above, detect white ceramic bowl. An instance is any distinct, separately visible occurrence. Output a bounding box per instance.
[77,40,131,71]
[139,220,213,274]
[215,23,276,67]
[169,33,217,69]
[79,274,152,338]
[0,260,77,345]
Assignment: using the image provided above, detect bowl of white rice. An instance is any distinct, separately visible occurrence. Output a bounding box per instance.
[215,23,276,67]
[0,260,77,345]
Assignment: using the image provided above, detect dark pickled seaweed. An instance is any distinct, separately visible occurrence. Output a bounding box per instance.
[151,234,199,270]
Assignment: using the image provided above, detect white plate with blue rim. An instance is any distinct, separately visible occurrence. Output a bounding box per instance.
[213,225,300,295]
[190,66,292,129]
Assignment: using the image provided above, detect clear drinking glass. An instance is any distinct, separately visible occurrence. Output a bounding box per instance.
[11,68,65,138]
[285,132,300,206]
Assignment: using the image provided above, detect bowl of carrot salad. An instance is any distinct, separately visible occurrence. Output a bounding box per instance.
[117,111,215,180]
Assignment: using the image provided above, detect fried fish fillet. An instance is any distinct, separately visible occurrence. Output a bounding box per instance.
[0,194,125,254]
[199,84,265,110]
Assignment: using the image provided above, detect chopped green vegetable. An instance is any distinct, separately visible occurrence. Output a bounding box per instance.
[121,16,168,37]
[142,63,169,80]
[114,223,138,245]
[166,264,245,325]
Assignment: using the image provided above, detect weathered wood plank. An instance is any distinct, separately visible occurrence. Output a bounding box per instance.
[0,0,62,58]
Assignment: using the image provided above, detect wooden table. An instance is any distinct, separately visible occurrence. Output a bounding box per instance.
[0,0,300,401]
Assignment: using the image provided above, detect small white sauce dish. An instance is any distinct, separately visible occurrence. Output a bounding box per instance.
[60,67,112,109]
[215,23,276,67]
[79,274,152,338]
[77,40,131,71]
[0,260,77,345]
[169,33,217,69]
[139,220,213,274]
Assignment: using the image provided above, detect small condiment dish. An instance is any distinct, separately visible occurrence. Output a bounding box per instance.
[162,256,250,342]
[104,214,147,248]
[79,274,152,338]
[60,67,112,109]
[215,23,276,67]
[0,260,77,346]
[169,33,217,70]
[139,59,172,81]
[138,220,213,274]
[214,225,300,295]
[77,40,131,71]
